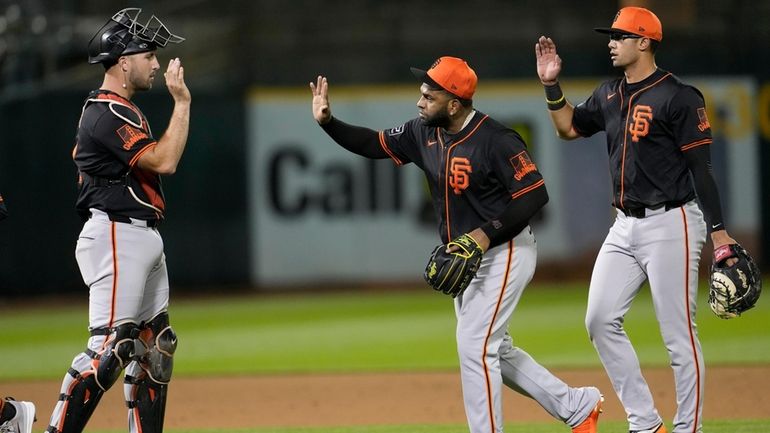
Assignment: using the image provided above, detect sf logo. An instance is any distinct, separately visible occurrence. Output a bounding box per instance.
[449,157,472,194]
[629,105,653,142]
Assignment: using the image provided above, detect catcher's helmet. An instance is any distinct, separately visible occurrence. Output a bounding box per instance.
[88,8,184,65]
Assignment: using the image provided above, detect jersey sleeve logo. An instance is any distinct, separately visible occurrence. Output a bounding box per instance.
[116,124,149,150]
[629,104,653,142]
[449,157,472,194]
[387,124,404,136]
[697,107,711,132]
[510,151,537,181]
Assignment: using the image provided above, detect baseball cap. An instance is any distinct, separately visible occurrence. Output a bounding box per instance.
[410,56,477,100]
[594,7,663,42]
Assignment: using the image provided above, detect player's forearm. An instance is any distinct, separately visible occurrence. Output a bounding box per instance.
[320,116,389,159]
[139,101,190,174]
[479,183,548,248]
[683,145,725,233]
[547,105,580,139]
[543,82,579,139]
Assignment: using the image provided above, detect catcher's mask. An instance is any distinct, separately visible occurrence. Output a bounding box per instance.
[88,8,184,66]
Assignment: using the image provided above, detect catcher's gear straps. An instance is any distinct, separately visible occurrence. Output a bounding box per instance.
[124,312,177,433]
[46,323,140,433]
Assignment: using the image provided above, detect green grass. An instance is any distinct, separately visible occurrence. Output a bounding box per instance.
[0,281,768,380]
[78,419,770,433]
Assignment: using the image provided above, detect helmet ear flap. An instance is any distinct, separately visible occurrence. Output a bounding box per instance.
[88,23,132,65]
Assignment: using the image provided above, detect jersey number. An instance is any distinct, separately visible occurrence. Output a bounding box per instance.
[449,157,472,195]
[629,105,653,142]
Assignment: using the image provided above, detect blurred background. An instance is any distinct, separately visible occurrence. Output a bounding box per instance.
[0,0,767,297]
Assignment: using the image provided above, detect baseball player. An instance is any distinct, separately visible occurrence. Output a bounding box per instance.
[0,201,37,433]
[0,397,35,433]
[310,57,603,433]
[535,7,738,433]
[45,8,189,433]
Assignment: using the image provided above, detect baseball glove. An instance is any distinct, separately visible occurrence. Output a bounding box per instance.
[708,243,762,319]
[424,233,483,298]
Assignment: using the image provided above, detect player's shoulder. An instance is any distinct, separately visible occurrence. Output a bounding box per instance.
[382,117,423,141]
[476,113,527,145]
[658,70,706,103]
[83,90,143,128]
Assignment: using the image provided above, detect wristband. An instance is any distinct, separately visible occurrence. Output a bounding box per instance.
[544,83,566,110]
[713,244,735,264]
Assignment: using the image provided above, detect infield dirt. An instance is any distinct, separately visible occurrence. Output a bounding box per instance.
[6,366,769,429]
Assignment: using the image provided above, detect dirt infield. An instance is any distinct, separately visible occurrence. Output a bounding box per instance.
[7,366,769,429]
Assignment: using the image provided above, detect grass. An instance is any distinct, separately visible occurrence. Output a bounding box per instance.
[1,282,768,432]
[0,281,768,380]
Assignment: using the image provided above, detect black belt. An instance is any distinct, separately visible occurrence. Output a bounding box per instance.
[620,201,686,218]
[81,172,129,187]
[107,213,160,227]
[88,212,160,227]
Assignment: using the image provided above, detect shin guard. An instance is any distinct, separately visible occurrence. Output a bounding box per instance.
[124,312,177,433]
[47,323,139,433]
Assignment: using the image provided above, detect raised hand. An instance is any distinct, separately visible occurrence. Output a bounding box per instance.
[164,58,191,103]
[535,36,562,85]
[309,75,332,125]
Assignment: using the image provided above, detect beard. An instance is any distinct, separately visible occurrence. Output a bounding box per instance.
[129,74,154,91]
[421,110,451,128]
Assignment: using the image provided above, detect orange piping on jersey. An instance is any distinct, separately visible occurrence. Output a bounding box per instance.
[377,131,403,165]
[619,73,672,209]
[129,142,158,168]
[680,207,701,433]
[681,138,712,152]
[96,92,144,126]
[481,240,513,433]
[443,115,490,241]
[511,179,545,200]
[134,169,166,214]
[109,222,118,328]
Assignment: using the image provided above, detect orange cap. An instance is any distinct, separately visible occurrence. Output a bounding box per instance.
[410,56,477,100]
[594,7,663,42]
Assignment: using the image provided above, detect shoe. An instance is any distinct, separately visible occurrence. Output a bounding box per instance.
[572,394,603,433]
[631,422,667,433]
[0,398,36,433]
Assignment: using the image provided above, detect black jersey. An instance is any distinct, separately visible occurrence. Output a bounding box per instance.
[379,111,545,244]
[572,68,712,211]
[73,90,165,221]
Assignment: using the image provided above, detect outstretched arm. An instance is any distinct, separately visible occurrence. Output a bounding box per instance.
[310,75,388,159]
[535,36,580,140]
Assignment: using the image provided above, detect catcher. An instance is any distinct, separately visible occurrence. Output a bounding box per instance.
[311,57,603,433]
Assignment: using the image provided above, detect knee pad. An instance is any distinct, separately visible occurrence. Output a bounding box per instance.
[139,312,177,384]
[95,323,141,390]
